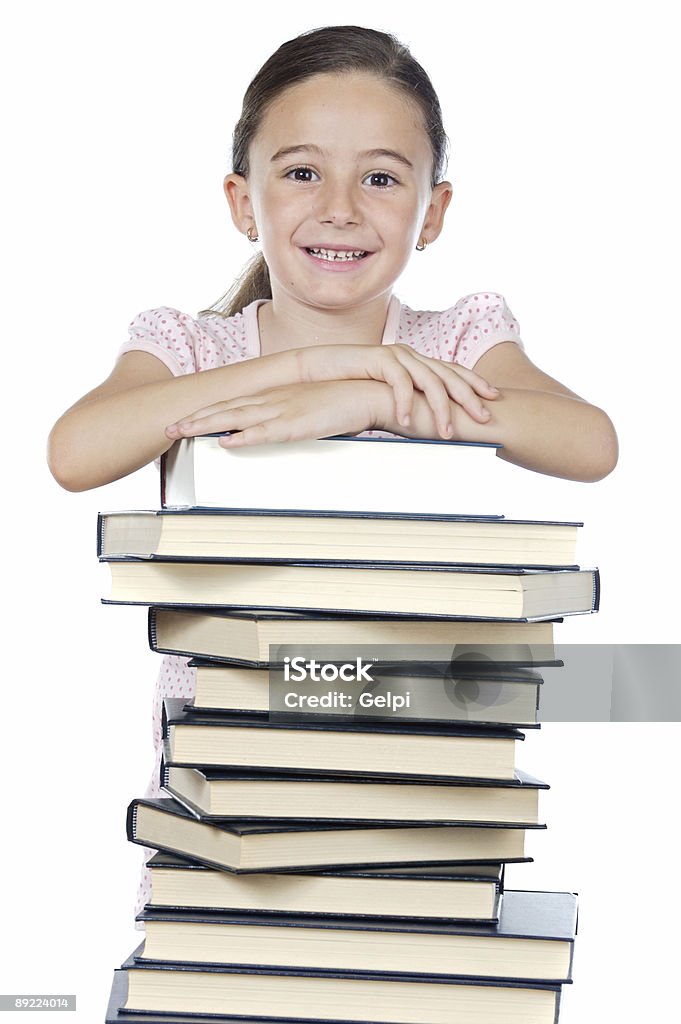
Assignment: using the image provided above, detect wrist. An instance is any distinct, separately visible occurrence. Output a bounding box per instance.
[364,380,394,431]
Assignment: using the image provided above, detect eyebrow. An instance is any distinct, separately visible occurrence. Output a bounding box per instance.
[270,144,414,169]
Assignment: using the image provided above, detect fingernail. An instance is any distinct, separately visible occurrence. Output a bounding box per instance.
[401,414,411,426]
[489,386,500,393]
[481,408,491,419]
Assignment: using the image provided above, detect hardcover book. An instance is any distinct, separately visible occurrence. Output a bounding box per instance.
[145,851,507,922]
[102,558,600,620]
[162,698,523,780]
[187,659,543,727]
[98,508,582,568]
[160,434,503,515]
[148,606,559,666]
[106,954,563,1023]
[160,759,548,826]
[127,796,534,872]
[136,889,578,983]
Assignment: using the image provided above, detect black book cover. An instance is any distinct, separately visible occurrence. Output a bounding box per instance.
[97,508,582,569]
[137,888,576,943]
[147,606,565,666]
[160,755,548,826]
[146,849,508,884]
[106,955,562,1024]
[103,561,600,622]
[163,697,526,741]
[136,889,577,983]
[127,796,536,873]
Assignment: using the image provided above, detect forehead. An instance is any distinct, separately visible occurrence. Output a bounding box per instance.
[252,72,430,163]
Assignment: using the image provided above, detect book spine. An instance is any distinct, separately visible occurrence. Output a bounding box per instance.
[148,608,158,652]
[159,753,170,790]
[96,513,105,558]
[553,985,562,1024]
[160,451,168,509]
[126,800,139,843]
[592,569,601,611]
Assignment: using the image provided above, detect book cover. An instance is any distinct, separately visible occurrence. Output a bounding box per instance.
[135,889,578,983]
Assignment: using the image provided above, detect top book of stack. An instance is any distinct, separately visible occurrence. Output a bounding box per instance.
[161,435,506,516]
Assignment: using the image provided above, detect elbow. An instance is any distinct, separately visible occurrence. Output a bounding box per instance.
[581,409,619,482]
[47,419,93,492]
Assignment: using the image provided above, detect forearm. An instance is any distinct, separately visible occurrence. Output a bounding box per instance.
[48,349,304,491]
[374,384,618,482]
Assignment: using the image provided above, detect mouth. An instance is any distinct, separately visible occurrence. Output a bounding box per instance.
[304,247,370,263]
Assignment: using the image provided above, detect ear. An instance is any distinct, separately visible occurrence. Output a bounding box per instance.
[420,180,453,244]
[223,173,256,236]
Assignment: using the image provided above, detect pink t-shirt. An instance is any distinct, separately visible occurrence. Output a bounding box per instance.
[125,290,522,917]
[119,292,522,377]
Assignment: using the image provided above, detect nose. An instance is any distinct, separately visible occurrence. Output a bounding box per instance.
[315,176,362,227]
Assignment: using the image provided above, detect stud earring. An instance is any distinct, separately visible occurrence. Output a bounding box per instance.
[246,226,259,242]
[415,237,428,252]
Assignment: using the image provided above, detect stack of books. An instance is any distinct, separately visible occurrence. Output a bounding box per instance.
[102,436,588,1023]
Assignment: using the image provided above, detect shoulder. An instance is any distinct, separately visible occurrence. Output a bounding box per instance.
[120,305,252,375]
[395,292,523,369]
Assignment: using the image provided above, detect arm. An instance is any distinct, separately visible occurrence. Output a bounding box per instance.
[373,343,619,482]
[48,343,498,492]
[47,347,311,491]
[155,343,616,483]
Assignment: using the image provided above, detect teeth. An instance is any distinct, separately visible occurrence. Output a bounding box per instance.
[308,248,367,261]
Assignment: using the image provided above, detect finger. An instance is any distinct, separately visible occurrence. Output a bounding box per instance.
[166,402,282,438]
[427,357,499,399]
[438,373,492,424]
[218,422,275,448]
[166,397,270,437]
[396,353,493,426]
[378,361,415,426]
[443,363,499,399]
[401,349,499,400]
[392,351,463,436]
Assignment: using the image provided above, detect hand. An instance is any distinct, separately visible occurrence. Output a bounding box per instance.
[165,380,385,448]
[298,344,499,437]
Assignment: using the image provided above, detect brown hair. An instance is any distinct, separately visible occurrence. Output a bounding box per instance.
[203,25,448,318]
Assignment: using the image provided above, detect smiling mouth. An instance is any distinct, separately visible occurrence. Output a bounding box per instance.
[305,247,369,262]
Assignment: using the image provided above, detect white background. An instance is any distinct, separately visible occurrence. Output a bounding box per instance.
[1,1,679,1020]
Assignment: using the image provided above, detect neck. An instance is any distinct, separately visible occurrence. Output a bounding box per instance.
[257,291,393,355]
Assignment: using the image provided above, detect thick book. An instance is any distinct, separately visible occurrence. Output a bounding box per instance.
[127,796,534,872]
[102,559,600,620]
[187,659,543,727]
[160,758,548,826]
[161,434,503,515]
[162,698,523,780]
[146,851,506,922]
[97,509,582,569]
[149,606,559,666]
[136,890,577,983]
[107,954,563,1023]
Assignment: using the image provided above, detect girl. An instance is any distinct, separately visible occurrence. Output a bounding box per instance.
[47,25,617,911]
[48,25,617,491]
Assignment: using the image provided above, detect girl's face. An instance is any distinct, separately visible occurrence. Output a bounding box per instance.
[225,72,451,316]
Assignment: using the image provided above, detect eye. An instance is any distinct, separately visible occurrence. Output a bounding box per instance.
[285,166,319,183]
[363,171,398,188]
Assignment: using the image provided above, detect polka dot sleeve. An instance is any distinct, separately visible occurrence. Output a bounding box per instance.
[447,293,523,369]
[118,307,201,376]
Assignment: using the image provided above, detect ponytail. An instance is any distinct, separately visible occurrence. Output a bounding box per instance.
[200,252,271,319]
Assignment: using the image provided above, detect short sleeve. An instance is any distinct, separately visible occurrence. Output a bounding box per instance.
[118,307,201,377]
[448,293,524,369]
